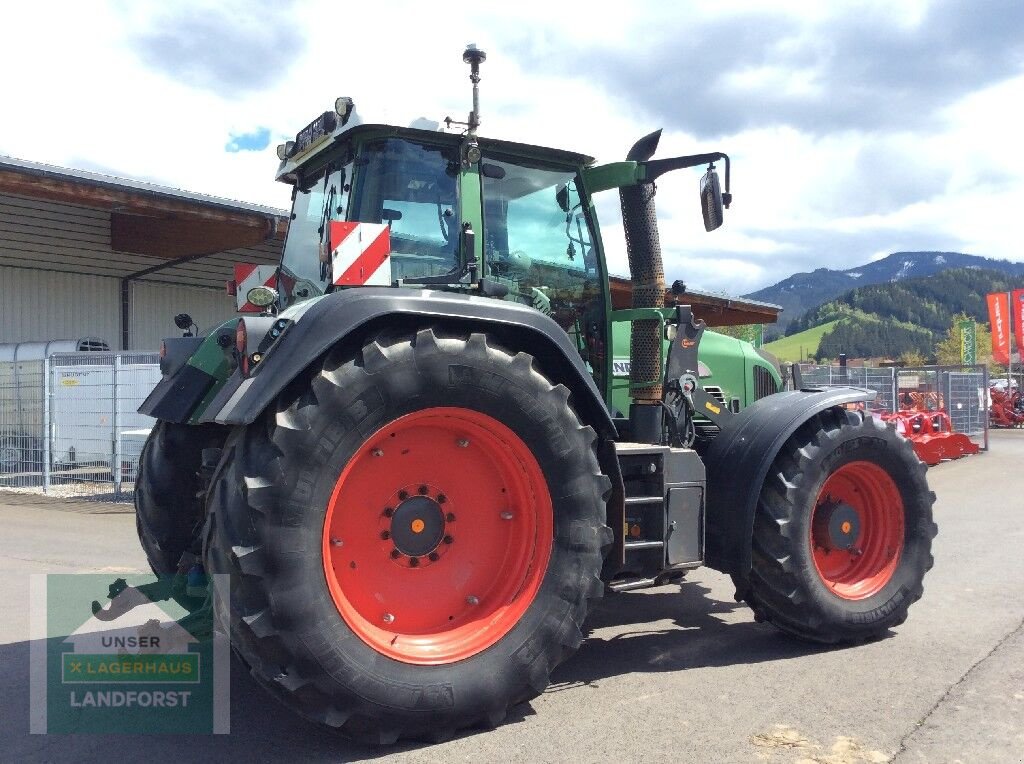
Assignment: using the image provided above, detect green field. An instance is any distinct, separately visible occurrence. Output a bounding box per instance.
[762,320,840,362]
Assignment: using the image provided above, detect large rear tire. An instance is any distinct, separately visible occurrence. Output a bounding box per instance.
[743,408,936,643]
[203,328,611,742]
[135,421,225,574]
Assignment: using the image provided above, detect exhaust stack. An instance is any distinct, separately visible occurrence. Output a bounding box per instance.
[620,130,666,443]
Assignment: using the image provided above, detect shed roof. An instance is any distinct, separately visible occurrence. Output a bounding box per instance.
[0,155,285,290]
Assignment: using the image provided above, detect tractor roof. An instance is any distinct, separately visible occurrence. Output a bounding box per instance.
[276,107,594,184]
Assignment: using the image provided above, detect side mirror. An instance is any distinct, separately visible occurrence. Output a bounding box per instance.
[700,166,724,232]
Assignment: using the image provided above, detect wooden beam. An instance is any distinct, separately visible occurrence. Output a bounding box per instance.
[110,213,273,259]
[608,275,780,327]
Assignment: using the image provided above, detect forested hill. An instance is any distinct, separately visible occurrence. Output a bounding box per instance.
[745,251,1024,336]
[787,267,1019,335]
[785,267,1021,360]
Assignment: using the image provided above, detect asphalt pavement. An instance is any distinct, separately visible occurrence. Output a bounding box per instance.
[2,431,1022,763]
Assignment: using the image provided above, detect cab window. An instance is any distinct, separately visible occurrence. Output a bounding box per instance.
[279,161,351,306]
[349,138,461,281]
[481,156,605,384]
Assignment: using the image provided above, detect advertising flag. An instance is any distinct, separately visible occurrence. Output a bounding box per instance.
[1013,288,1024,354]
[987,292,1010,365]
[959,320,976,365]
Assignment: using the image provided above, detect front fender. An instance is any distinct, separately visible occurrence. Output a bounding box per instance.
[196,288,616,441]
[703,387,875,578]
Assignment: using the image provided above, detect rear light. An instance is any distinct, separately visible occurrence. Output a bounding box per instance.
[159,341,166,359]
[236,320,248,375]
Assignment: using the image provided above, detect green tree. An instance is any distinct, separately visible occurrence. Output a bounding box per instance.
[934,313,992,366]
[899,349,927,367]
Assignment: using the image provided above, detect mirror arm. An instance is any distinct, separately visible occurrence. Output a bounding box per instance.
[643,152,731,207]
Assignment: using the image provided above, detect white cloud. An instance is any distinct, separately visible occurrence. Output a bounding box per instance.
[1,0,1021,295]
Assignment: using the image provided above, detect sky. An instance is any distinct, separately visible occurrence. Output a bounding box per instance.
[2,0,1022,296]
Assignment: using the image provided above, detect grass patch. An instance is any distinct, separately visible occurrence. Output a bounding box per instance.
[763,320,840,362]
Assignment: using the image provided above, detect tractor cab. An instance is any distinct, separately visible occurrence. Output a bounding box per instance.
[274,118,611,388]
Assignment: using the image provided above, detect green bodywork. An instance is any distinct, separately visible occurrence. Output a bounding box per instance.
[609,312,780,416]
[177,116,779,424]
[183,319,240,424]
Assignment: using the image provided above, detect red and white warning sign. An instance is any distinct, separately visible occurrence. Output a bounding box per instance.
[233,264,278,312]
[329,221,391,286]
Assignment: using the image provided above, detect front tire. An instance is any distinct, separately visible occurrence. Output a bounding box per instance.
[743,409,936,643]
[204,328,611,742]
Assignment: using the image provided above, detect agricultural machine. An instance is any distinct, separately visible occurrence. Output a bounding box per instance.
[881,409,980,465]
[990,385,1024,428]
[135,48,936,742]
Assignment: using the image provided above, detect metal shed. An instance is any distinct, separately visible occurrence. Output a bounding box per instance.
[0,155,287,350]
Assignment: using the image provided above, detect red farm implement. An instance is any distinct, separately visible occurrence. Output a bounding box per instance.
[990,387,1024,428]
[882,410,980,466]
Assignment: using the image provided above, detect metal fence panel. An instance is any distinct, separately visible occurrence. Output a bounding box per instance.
[0,351,160,500]
[0,359,44,488]
[944,370,989,447]
[798,362,990,451]
[800,364,896,414]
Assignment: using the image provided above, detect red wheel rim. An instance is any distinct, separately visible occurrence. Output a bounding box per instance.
[322,407,553,665]
[810,460,904,600]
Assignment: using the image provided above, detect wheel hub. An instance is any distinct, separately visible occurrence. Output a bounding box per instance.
[814,499,861,551]
[390,495,445,558]
[379,484,455,568]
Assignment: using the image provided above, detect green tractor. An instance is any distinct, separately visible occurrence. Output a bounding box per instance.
[136,47,935,742]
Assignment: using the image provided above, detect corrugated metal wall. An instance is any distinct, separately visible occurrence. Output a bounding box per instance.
[130,282,236,350]
[0,266,121,346]
[0,191,282,350]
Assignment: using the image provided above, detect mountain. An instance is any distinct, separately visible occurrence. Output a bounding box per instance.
[780,266,1021,361]
[746,251,1024,337]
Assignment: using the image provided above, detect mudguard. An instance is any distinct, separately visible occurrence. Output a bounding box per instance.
[189,287,615,440]
[702,387,875,578]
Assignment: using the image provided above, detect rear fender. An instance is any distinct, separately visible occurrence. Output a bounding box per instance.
[199,288,617,442]
[703,387,875,578]
[142,288,625,526]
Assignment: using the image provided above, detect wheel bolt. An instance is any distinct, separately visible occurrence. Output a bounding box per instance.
[456,438,469,448]
[445,512,456,523]
[409,557,420,567]
[500,511,513,521]
[380,531,391,540]
[428,552,439,562]
[383,613,395,624]
[398,490,409,500]
[443,535,454,545]
[330,538,343,546]
[437,494,447,504]
[371,448,384,457]
[383,507,394,518]
[418,485,428,495]
[466,595,479,606]
[390,549,402,559]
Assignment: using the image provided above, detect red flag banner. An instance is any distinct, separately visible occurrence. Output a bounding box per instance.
[987,292,1011,365]
[1013,288,1024,354]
